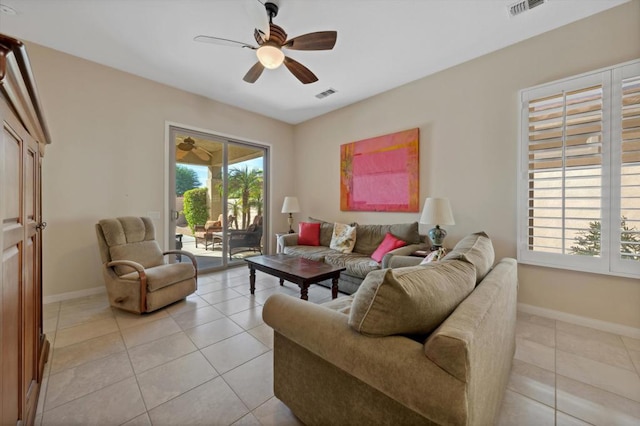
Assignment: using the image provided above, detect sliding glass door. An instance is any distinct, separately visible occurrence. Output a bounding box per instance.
[168,126,267,272]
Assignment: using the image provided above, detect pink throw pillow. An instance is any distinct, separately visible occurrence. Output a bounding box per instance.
[298,222,321,246]
[371,232,407,263]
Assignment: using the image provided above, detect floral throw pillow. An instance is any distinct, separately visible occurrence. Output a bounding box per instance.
[330,223,357,253]
[419,247,448,265]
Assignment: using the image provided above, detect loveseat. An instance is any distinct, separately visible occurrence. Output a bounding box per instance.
[263,233,517,425]
[279,219,427,294]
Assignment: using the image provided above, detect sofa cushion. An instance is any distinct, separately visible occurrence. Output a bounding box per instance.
[325,253,381,278]
[354,222,421,255]
[283,245,337,262]
[205,220,221,230]
[308,217,346,247]
[371,232,407,263]
[330,223,357,253]
[298,222,321,246]
[442,232,494,284]
[348,260,476,336]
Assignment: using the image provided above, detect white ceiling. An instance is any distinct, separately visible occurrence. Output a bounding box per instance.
[0,0,628,124]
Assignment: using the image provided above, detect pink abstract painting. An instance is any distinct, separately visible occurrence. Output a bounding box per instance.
[340,128,419,212]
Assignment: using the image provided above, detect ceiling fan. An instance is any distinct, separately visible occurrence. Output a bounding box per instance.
[176,137,211,161]
[194,1,337,84]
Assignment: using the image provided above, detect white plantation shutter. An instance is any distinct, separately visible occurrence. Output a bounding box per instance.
[612,63,640,274]
[526,85,604,255]
[519,59,640,278]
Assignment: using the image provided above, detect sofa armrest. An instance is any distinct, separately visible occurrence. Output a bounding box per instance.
[381,243,427,268]
[263,293,465,424]
[386,254,424,269]
[279,233,299,247]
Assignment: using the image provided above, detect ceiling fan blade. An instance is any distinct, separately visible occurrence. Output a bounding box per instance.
[194,147,211,161]
[243,62,265,83]
[194,35,256,50]
[176,149,188,160]
[244,0,270,41]
[283,56,318,84]
[283,31,337,51]
[254,29,266,45]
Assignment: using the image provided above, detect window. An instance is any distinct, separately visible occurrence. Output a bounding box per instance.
[518,60,640,278]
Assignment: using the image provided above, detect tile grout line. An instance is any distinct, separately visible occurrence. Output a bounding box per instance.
[117,312,151,425]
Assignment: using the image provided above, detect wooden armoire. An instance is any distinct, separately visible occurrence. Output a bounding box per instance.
[0,34,51,425]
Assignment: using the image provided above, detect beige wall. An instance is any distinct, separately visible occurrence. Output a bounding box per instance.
[293,1,640,328]
[27,1,640,328]
[27,43,295,297]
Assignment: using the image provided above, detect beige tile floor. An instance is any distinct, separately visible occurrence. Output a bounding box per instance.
[37,267,640,425]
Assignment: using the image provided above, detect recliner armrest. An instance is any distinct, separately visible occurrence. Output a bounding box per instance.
[163,250,198,276]
[107,259,145,274]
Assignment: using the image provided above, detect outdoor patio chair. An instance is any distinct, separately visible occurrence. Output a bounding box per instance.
[96,216,197,313]
[229,215,263,259]
[194,214,223,250]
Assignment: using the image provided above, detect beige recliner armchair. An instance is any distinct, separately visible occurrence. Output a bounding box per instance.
[96,216,197,313]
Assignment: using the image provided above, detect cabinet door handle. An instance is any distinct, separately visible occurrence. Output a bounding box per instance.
[36,222,47,231]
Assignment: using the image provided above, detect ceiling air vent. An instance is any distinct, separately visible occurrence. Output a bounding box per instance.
[315,88,337,99]
[509,0,545,17]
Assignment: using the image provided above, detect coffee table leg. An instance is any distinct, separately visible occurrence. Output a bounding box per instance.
[331,277,339,299]
[249,265,256,295]
[300,284,309,301]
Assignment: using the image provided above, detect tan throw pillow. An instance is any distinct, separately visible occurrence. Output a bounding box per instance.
[348,260,476,336]
[442,232,494,283]
[330,223,357,253]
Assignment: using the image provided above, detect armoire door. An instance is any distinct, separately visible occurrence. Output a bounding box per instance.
[1,97,43,426]
[1,114,25,425]
[22,131,42,425]
[0,32,51,426]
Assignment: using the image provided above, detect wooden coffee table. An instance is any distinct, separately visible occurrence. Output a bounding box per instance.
[245,254,345,300]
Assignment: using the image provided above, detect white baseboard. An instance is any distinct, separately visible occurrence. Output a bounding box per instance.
[43,286,106,304]
[518,303,640,340]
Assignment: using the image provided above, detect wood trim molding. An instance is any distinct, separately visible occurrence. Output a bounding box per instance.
[0,33,52,153]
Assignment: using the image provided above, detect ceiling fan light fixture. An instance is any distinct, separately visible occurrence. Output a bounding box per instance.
[256,44,284,69]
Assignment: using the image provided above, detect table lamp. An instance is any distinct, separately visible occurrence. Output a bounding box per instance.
[281,196,300,233]
[420,197,455,249]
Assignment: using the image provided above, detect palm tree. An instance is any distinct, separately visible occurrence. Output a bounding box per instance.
[228,199,241,229]
[228,165,263,229]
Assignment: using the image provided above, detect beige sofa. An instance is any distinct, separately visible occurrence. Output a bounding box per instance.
[263,233,517,425]
[279,220,427,294]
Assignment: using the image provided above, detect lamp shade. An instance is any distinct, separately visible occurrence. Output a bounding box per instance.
[281,196,300,214]
[420,198,455,226]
